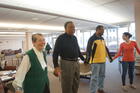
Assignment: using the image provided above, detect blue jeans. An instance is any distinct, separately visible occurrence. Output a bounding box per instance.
[122,62,135,86]
[90,63,105,93]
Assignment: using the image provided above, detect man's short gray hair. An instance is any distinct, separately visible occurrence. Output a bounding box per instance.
[32,33,43,42]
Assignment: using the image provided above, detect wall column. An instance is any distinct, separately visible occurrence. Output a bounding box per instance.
[23,32,32,52]
[134,0,140,75]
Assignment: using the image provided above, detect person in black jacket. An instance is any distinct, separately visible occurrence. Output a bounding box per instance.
[53,21,85,93]
[45,43,52,54]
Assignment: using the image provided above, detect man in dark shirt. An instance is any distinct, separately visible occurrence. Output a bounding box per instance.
[53,21,85,93]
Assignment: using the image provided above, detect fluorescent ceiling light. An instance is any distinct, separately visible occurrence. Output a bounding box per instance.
[0,32,25,34]
[0,35,24,37]
[0,22,64,31]
[0,0,128,24]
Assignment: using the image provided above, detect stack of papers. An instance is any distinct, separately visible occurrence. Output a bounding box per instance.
[0,70,16,76]
[0,76,13,82]
[0,71,12,76]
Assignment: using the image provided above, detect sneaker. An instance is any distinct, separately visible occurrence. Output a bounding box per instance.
[122,86,128,92]
[97,89,106,93]
[130,84,136,89]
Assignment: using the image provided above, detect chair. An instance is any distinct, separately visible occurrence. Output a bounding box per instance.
[15,53,23,66]
[79,63,91,79]
[0,60,16,70]
[0,54,5,61]
[4,66,16,70]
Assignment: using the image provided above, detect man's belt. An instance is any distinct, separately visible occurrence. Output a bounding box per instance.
[62,58,78,61]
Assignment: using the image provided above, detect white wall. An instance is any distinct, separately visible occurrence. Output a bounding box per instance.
[0,39,23,51]
[135,0,140,56]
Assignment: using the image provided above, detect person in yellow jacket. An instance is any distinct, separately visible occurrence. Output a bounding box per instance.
[85,25,112,93]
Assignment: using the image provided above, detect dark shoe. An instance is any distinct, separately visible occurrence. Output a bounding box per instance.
[97,89,106,93]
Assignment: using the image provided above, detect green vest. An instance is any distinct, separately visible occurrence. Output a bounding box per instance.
[23,49,49,93]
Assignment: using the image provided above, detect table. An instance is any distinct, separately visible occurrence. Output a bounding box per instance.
[0,70,16,93]
[0,70,16,82]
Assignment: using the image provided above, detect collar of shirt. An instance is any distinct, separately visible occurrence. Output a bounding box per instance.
[94,33,103,40]
[33,47,42,53]
[33,47,47,70]
[64,33,74,38]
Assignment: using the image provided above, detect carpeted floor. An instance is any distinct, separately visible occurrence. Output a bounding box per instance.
[47,55,140,93]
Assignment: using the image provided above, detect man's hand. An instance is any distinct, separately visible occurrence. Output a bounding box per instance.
[15,90,22,93]
[84,60,89,65]
[110,59,113,63]
[53,67,61,77]
[109,57,114,63]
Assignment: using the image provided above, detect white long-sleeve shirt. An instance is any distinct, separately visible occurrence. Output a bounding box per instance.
[13,47,47,88]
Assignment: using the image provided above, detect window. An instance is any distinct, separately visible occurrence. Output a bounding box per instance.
[129,23,136,40]
[83,31,90,49]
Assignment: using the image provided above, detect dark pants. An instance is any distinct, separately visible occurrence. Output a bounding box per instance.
[43,83,50,93]
[122,62,135,86]
[46,50,50,54]
[60,59,80,93]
